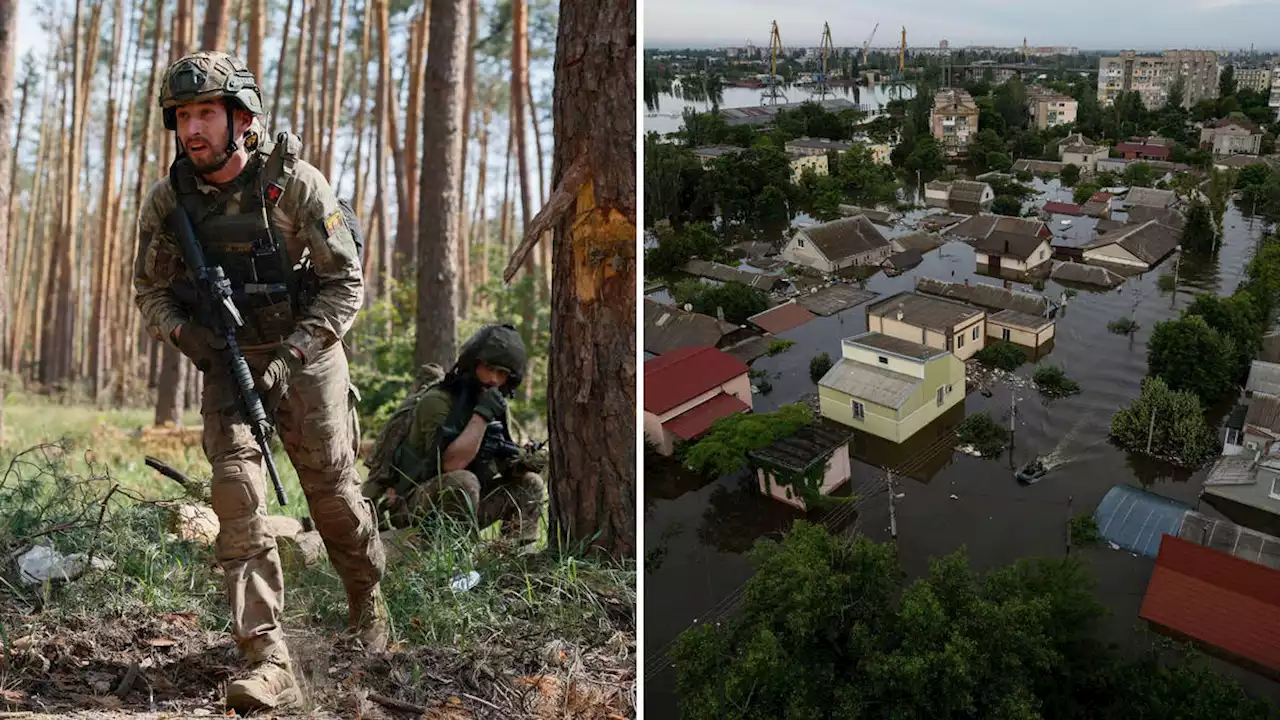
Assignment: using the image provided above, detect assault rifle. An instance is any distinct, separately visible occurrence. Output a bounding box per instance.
[166,207,289,507]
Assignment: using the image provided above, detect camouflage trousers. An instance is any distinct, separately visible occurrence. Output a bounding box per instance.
[403,470,546,544]
[201,341,384,663]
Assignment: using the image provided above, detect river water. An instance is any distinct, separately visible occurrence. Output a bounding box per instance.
[644,83,918,136]
[642,194,1280,714]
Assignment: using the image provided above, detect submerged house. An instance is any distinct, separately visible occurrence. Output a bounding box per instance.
[780,215,893,273]
[866,291,987,361]
[972,229,1053,273]
[749,419,856,510]
[643,346,752,456]
[1081,220,1180,270]
[915,277,1058,318]
[817,332,966,443]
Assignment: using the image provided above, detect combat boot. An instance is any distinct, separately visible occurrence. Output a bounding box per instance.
[225,647,301,714]
[348,583,389,653]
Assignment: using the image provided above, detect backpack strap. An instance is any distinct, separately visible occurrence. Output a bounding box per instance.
[258,132,305,316]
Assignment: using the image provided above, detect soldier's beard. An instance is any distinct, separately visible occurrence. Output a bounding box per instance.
[188,145,233,173]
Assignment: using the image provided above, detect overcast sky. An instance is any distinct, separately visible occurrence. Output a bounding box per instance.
[643,0,1280,51]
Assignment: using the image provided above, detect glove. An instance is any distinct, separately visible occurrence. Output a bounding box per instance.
[174,323,223,373]
[473,386,507,423]
[257,345,303,413]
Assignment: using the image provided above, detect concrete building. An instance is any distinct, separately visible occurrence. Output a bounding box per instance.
[780,215,892,273]
[1200,118,1264,157]
[1235,66,1272,93]
[1055,133,1109,172]
[866,291,986,361]
[1026,87,1078,129]
[986,309,1056,349]
[973,230,1053,273]
[787,151,829,183]
[784,137,854,157]
[643,346,752,456]
[750,420,855,510]
[923,180,995,214]
[929,89,980,155]
[690,145,743,168]
[1270,60,1280,120]
[817,332,966,443]
[1097,50,1219,110]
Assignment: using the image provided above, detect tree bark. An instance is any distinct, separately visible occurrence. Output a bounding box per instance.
[373,0,391,313]
[154,345,186,425]
[413,0,466,368]
[322,0,348,177]
[301,0,320,153]
[9,54,52,378]
[455,0,475,318]
[91,0,128,402]
[246,0,263,77]
[541,0,636,559]
[0,0,16,444]
[398,8,427,272]
[472,94,490,299]
[3,54,27,280]
[270,0,294,122]
[351,0,370,215]
[315,0,331,166]
[288,0,308,131]
[201,0,230,49]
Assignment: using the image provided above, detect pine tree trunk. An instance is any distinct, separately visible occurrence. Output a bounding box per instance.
[247,0,263,76]
[315,0,331,167]
[543,0,636,559]
[322,0,348,178]
[3,59,27,281]
[413,0,467,368]
[108,0,146,396]
[270,0,294,122]
[154,1,186,422]
[91,0,128,402]
[350,0,370,214]
[373,0,391,313]
[202,0,229,50]
[472,93,490,299]
[288,0,308,130]
[398,8,427,272]
[0,0,16,443]
[10,66,51,377]
[455,0,475,319]
[301,0,320,153]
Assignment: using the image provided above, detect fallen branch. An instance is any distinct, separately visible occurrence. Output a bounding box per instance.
[114,661,141,698]
[85,484,120,572]
[144,456,198,495]
[502,155,589,283]
[367,692,431,716]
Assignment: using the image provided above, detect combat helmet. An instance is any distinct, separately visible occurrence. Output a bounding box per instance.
[159,52,264,168]
[456,324,528,395]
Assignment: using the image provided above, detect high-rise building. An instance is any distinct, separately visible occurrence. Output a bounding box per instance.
[1270,59,1280,120]
[930,89,980,155]
[1097,50,1219,110]
[1235,66,1272,92]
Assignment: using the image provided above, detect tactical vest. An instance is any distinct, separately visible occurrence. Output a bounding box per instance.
[168,132,312,348]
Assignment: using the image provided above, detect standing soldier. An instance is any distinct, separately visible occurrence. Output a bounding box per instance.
[132,51,384,712]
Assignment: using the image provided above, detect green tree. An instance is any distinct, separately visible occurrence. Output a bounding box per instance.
[1147,315,1237,406]
[1123,162,1155,188]
[675,522,1271,719]
[905,135,944,172]
[809,352,833,383]
[986,151,1012,172]
[1072,182,1101,205]
[682,404,813,477]
[1166,77,1185,110]
[991,195,1023,216]
[1185,293,1264,382]
[1060,163,1081,186]
[644,134,711,228]
[1109,377,1219,466]
[671,279,769,324]
[1219,64,1236,99]
[1181,200,1216,254]
[644,223,722,277]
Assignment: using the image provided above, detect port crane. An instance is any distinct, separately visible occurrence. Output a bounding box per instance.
[761,20,788,106]
[810,21,836,99]
[860,22,878,66]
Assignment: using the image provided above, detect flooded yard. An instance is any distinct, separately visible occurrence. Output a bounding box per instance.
[643,196,1280,714]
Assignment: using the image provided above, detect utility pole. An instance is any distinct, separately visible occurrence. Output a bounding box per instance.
[1066,495,1074,555]
[1009,389,1017,452]
[887,471,897,540]
[1171,245,1181,308]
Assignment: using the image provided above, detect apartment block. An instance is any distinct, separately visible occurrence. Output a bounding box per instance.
[1235,66,1272,93]
[1270,60,1280,120]
[929,89,980,156]
[1026,87,1078,129]
[1097,50,1219,110]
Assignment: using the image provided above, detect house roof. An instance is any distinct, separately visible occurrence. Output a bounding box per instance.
[1042,201,1083,216]
[1125,205,1185,229]
[1124,187,1176,208]
[1259,332,1280,364]
[1062,143,1107,155]
[932,88,977,112]
[885,248,923,269]
[683,259,784,291]
[643,346,749,415]
[785,137,854,151]
[746,418,855,474]
[819,358,922,409]
[1205,454,1259,486]
[1089,191,1112,203]
[1094,218,1129,234]
[1139,534,1280,677]
[846,331,948,361]
[1012,159,1065,174]
[925,180,951,192]
[661,392,751,441]
[988,309,1054,331]
[796,215,891,263]
[748,301,816,335]
[1055,132,1096,148]
[1116,142,1172,159]
[1094,484,1189,558]
[1085,220,1179,265]
[1246,395,1280,438]
[893,232,947,253]
[949,181,991,204]
[867,291,984,332]
[1050,261,1126,288]
[1179,510,1280,571]
[915,277,1053,317]
[1248,360,1280,397]
[946,213,1050,241]
[975,230,1047,261]
[1204,117,1264,133]
[643,299,739,356]
[691,145,745,158]
[1216,154,1267,169]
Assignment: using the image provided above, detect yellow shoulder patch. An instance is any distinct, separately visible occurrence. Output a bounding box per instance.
[323,211,344,234]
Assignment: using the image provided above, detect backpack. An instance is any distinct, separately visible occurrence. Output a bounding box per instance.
[361,363,447,500]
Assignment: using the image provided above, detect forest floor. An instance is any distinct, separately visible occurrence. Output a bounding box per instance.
[0,394,636,719]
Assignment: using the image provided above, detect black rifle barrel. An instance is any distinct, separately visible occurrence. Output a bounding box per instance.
[166,207,288,507]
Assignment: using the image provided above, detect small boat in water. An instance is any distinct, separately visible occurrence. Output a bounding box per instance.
[1015,458,1048,484]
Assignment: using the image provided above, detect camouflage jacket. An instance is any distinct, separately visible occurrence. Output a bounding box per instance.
[132,156,363,361]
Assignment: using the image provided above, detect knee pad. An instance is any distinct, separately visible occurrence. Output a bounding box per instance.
[309,485,375,544]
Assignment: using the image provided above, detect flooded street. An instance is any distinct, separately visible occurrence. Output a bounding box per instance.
[644,83,917,136]
[643,197,1280,714]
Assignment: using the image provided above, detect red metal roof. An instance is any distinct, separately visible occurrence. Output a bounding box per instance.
[662,392,751,441]
[1042,201,1082,215]
[1116,142,1172,159]
[1140,534,1280,675]
[1089,191,1112,202]
[644,346,750,415]
[749,302,816,334]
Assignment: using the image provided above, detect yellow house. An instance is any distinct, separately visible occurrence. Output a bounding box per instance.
[866,291,986,361]
[788,151,829,183]
[987,309,1055,349]
[818,332,966,443]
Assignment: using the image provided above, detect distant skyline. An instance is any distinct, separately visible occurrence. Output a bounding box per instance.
[644,0,1280,53]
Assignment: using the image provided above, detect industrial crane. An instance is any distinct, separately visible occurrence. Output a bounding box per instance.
[812,21,836,99]
[899,26,906,74]
[861,22,878,66]
[762,20,788,106]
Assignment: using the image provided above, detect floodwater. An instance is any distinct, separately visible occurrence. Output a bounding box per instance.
[642,194,1280,714]
[644,83,918,136]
